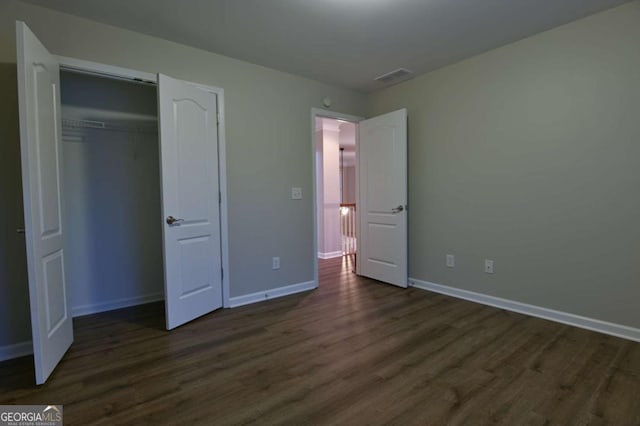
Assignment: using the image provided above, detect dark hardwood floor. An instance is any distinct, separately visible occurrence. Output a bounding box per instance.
[1,257,639,425]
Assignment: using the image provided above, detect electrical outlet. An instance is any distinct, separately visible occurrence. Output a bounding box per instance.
[484,259,494,274]
[446,254,455,268]
[272,256,280,270]
[291,187,302,200]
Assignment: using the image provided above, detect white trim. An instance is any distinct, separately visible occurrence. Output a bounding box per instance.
[229,281,317,308]
[311,108,364,287]
[71,293,164,317]
[354,118,361,276]
[216,91,231,309]
[0,341,33,362]
[318,251,343,259]
[311,108,363,123]
[55,55,157,83]
[409,278,640,343]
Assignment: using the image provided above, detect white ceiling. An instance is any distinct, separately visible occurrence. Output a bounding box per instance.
[20,0,631,92]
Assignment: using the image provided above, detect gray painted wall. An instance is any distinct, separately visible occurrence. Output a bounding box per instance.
[61,71,163,313]
[319,127,342,257]
[0,0,367,349]
[315,128,325,257]
[63,129,163,312]
[343,166,356,205]
[369,2,640,328]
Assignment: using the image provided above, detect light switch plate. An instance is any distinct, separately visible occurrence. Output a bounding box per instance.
[291,187,302,199]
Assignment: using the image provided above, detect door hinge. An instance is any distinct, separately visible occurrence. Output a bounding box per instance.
[219,191,222,204]
[221,268,224,281]
[217,112,221,125]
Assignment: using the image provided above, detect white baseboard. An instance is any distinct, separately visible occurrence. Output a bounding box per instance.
[0,341,32,362]
[229,280,317,308]
[71,292,164,317]
[318,251,343,260]
[409,278,640,343]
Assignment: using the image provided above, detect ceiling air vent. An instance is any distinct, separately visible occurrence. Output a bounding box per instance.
[374,68,414,85]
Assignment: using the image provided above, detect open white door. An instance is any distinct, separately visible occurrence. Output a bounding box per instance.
[16,22,73,384]
[158,74,223,330]
[358,109,408,288]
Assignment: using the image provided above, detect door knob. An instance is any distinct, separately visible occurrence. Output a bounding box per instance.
[166,216,185,225]
[391,205,404,214]
[16,227,25,234]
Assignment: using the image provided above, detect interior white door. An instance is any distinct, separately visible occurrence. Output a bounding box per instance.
[358,109,408,288]
[158,74,223,330]
[16,21,73,384]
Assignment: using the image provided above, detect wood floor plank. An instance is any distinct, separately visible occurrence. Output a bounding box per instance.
[1,257,639,425]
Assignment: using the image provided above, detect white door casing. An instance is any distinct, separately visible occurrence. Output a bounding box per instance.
[358,109,408,288]
[16,21,73,384]
[158,74,223,330]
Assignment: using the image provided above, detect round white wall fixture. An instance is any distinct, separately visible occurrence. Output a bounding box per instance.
[322,96,332,108]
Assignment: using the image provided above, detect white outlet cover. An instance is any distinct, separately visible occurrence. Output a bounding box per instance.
[291,187,302,199]
[446,254,455,268]
[484,259,494,274]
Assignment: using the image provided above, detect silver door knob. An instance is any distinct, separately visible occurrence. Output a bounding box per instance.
[391,205,404,214]
[166,216,185,225]
[16,227,25,234]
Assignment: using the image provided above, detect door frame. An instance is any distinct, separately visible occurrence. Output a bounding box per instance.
[55,55,232,308]
[310,108,363,286]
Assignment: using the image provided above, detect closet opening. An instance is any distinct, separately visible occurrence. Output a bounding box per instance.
[60,69,165,322]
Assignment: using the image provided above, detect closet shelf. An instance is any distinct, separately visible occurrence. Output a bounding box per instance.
[62,118,106,129]
[62,118,157,134]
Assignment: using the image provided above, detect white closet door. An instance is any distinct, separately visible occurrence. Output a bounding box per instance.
[158,74,223,330]
[358,109,408,288]
[16,21,73,384]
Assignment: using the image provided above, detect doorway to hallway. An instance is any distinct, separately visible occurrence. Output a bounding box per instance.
[314,116,357,271]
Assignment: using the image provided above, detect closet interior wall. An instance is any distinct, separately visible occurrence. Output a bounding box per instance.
[60,70,164,316]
